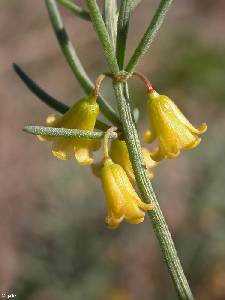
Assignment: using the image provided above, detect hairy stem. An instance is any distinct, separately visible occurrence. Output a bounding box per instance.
[116,0,133,68]
[103,0,118,53]
[86,0,194,298]
[23,126,118,139]
[85,0,119,74]
[114,83,194,300]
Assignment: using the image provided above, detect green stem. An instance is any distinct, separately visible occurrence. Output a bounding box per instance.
[56,0,91,21]
[23,125,118,139]
[86,0,194,298]
[116,0,133,69]
[126,0,173,74]
[13,64,109,131]
[103,0,118,53]
[45,0,121,126]
[103,127,118,159]
[114,83,194,300]
[85,0,119,75]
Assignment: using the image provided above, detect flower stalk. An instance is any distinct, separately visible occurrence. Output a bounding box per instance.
[103,127,118,160]
[92,74,106,98]
[133,71,154,93]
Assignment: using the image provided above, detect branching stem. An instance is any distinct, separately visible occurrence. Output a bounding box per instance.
[86,0,195,299]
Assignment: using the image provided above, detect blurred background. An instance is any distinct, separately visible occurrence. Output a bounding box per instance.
[1,0,225,299]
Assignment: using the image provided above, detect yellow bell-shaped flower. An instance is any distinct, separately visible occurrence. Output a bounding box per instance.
[145,90,207,161]
[100,158,154,229]
[38,95,100,165]
[110,139,157,181]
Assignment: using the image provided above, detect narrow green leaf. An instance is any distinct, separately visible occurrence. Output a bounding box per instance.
[13,64,110,131]
[86,0,119,75]
[116,0,133,69]
[23,125,118,139]
[13,63,69,114]
[126,0,173,74]
[104,0,118,53]
[56,0,91,21]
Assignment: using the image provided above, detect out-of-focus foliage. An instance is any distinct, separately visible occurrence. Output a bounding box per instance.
[155,34,225,105]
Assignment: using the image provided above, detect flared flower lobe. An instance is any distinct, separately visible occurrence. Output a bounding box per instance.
[145,90,207,161]
[38,96,100,165]
[100,159,154,229]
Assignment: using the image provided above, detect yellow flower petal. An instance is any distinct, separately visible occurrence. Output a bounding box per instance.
[52,138,75,160]
[46,113,59,126]
[100,159,154,229]
[144,130,156,144]
[146,91,207,161]
[110,139,135,182]
[110,140,157,182]
[74,147,93,165]
[38,96,100,165]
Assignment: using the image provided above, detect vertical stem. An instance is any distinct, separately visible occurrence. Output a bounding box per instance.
[116,0,133,68]
[85,0,119,74]
[113,83,194,300]
[86,0,195,298]
[103,0,118,53]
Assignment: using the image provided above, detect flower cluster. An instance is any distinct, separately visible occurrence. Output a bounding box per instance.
[35,74,207,229]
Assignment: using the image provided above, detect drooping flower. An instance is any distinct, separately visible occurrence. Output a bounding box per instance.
[110,139,157,181]
[100,158,154,229]
[145,90,207,161]
[38,95,100,165]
